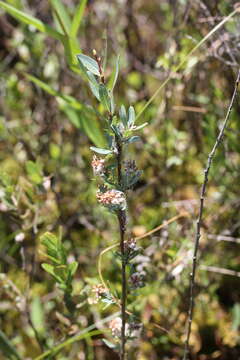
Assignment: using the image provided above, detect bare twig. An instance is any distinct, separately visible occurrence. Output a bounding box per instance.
[207,234,240,244]
[200,265,240,278]
[183,68,240,360]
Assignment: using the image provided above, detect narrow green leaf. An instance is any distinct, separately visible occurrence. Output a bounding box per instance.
[90,147,112,155]
[134,122,148,130]
[111,55,120,91]
[25,161,43,185]
[119,105,127,127]
[25,73,83,110]
[232,303,240,331]
[61,105,81,128]
[0,329,22,360]
[77,54,100,76]
[110,94,115,114]
[70,0,87,37]
[41,263,63,283]
[80,110,106,147]
[61,33,81,66]
[30,297,46,336]
[68,261,78,276]
[40,252,61,265]
[50,0,71,35]
[25,74,105,147]
[54,265,67,281]
[99,84,111,112]
[34,312,120,360]
[125,136,141,144]
[128,106,135,127]
[87,71,100,100]
[102,338,116,349]
[0,1,63,42]
[41,232,58,248]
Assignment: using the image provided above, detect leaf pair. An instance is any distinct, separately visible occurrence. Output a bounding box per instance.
[77,54,114,114]
[40,232,78,293]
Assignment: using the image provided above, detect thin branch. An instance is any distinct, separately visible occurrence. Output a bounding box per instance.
[116,136,127,360]
[207,234,240,244]
[200,265,240,278]
[183,68,240,360]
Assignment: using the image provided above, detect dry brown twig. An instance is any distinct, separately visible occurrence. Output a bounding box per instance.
[183,68,240,360]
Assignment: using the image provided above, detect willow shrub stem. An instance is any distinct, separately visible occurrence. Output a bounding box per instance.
[116,136,127,360]
[183,68,240,360]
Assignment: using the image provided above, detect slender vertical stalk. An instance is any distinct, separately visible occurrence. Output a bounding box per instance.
[116,136,127,360]
[183,68,240,360]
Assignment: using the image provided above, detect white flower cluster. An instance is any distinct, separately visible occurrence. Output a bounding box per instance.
[91,155,105,176]
[96,189,127,211]
[109,317,122,337]
[124,238,137,252]
[88,284,107,305]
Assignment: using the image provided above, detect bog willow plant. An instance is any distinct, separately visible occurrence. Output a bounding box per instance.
[77,50,147,359]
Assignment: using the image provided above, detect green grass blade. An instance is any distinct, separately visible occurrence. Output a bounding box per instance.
[0,1,63,42]
[25,73,83,110]
[34,312,120,360]
[80,109,106,147]
[135,7,240,122]
[0,329,23,360]
[70,0,87,37]
[49,0,72,35]
[62,36,81,66]
[25,74,106,147]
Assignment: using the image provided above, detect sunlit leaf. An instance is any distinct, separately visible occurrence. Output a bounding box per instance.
[128,106,135,127]
[99,84,111,112]
[77,54,100,76]
[30,297,46,336]
[90,147,112,155]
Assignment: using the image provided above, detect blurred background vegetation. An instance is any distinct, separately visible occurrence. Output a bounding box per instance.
[0,0,240,359]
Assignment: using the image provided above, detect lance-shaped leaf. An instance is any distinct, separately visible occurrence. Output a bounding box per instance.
[87,71,100,100]
[125,136,141,144]
[128,106,135,127]
[99,84,111,112]
[70,0,87,37]
[119,105,128,127]
[68,261,78,277]
[50,0,71,35]
[111,55,120,91]
[77,54,100,76]
[90,147,113,155]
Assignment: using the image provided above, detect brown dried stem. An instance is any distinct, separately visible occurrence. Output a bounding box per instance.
[116,136,127,360]
[183,68,240,360]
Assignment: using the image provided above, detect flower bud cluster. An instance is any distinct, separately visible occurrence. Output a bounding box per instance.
[124,160,137,177]
[129,272,145,289]
[124,238,137,252]
[91,155,105,176]
[109,317,122,337]
[88,284,108,304]
[96,189,126,211]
